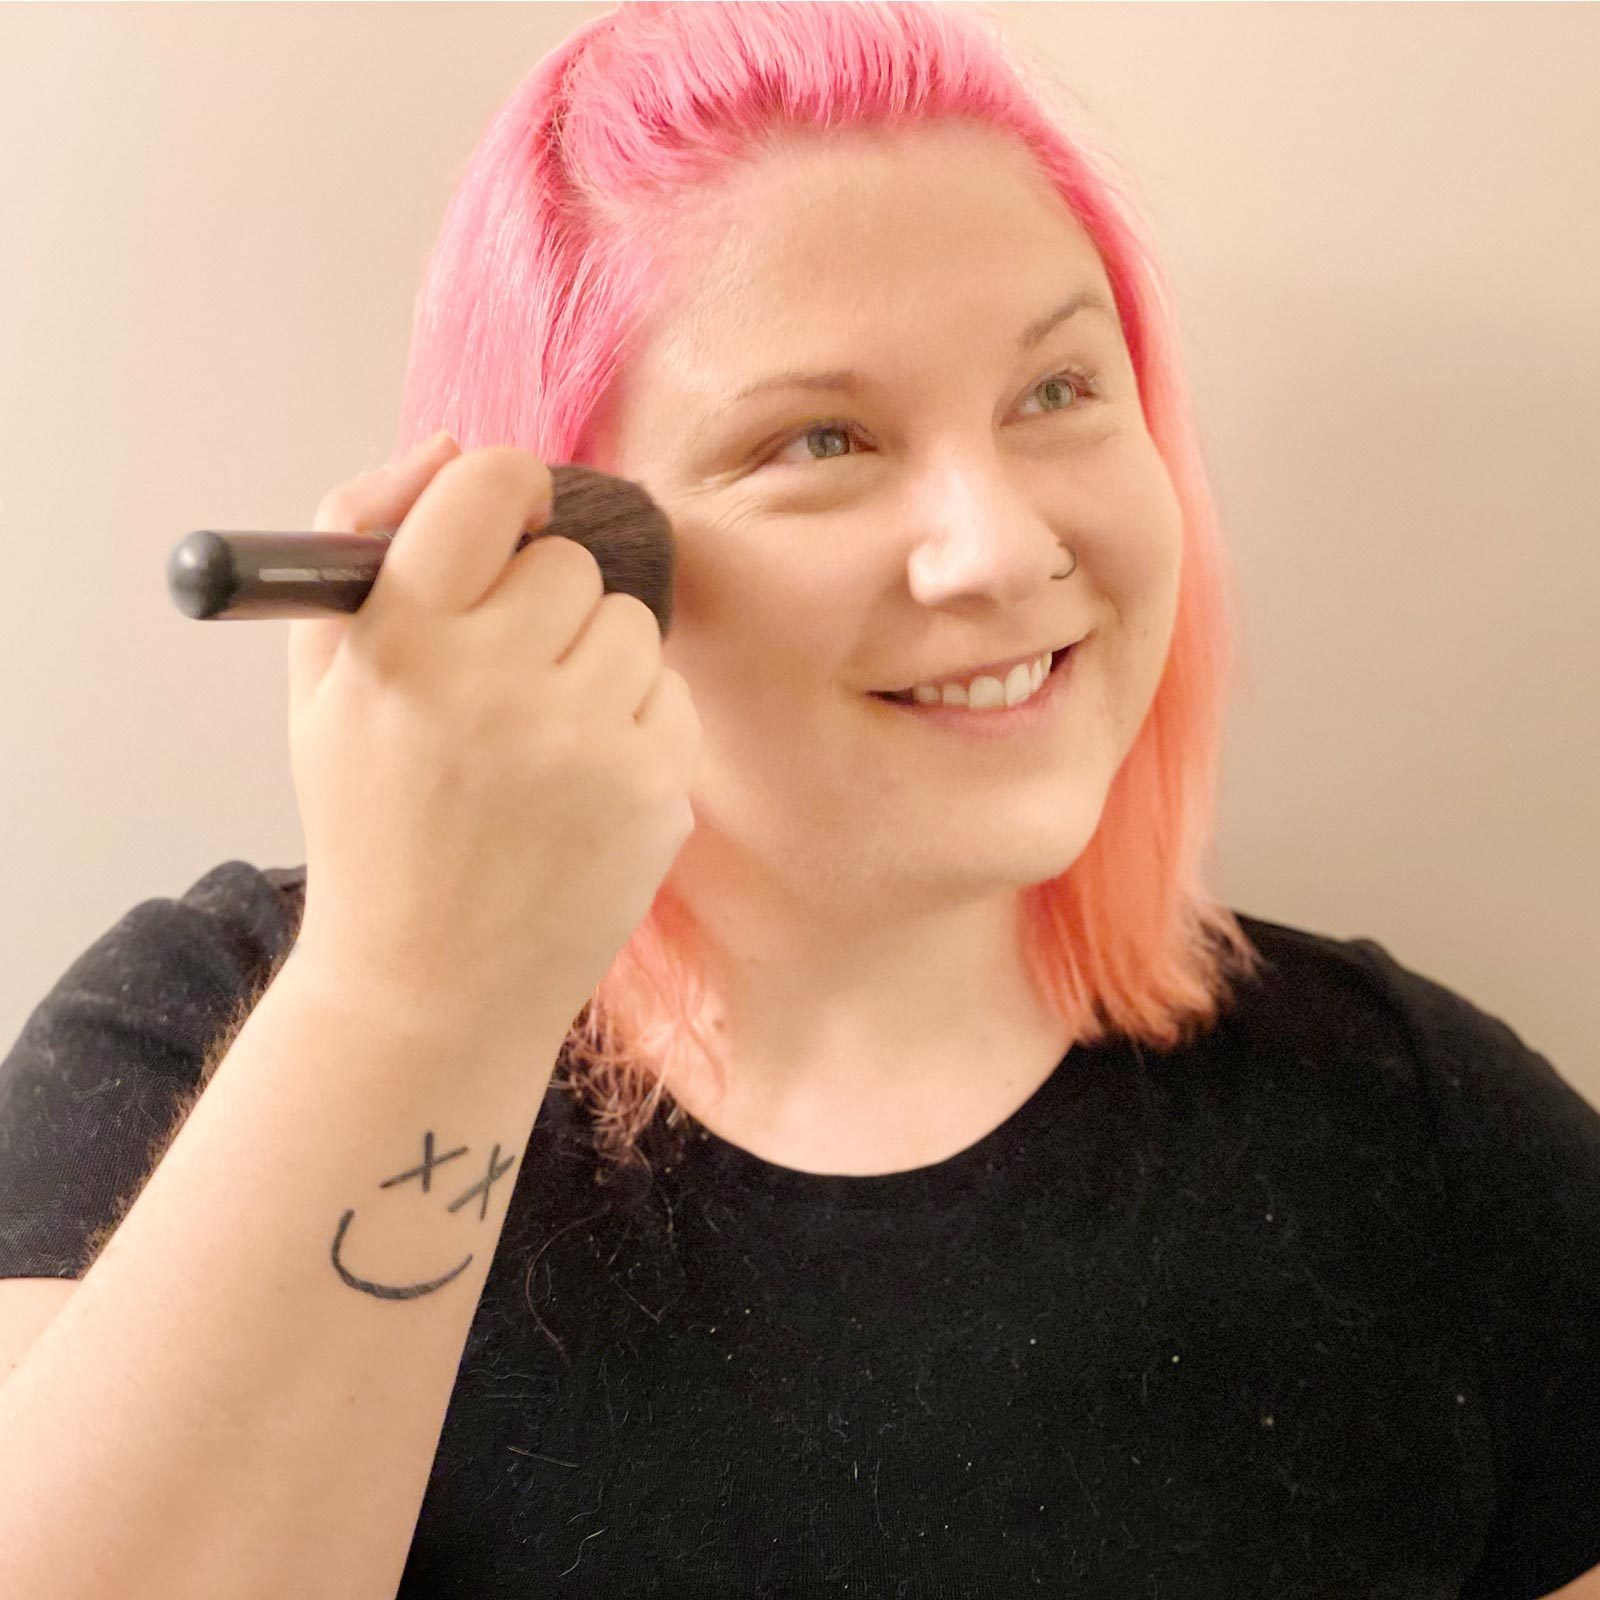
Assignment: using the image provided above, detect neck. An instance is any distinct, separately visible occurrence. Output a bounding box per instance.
[656,833,1077,1174]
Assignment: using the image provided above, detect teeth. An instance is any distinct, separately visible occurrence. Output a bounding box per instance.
[909,650,1053,710]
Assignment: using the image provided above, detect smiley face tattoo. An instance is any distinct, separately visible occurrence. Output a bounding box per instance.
[329,1129,519,1301]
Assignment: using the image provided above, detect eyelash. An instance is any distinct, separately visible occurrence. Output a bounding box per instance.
[760,363,1104,468]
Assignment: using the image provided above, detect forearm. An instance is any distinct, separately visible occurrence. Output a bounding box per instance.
[0,948,570,1600]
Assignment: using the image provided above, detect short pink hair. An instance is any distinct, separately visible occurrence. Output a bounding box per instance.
[393,0,1268,1170]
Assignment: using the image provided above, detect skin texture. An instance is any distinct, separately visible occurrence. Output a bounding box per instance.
[594,120,1184,1174]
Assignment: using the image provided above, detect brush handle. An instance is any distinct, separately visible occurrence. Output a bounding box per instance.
[166,463,676,640]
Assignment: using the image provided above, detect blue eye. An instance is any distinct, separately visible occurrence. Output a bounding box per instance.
[762,364,1102,468]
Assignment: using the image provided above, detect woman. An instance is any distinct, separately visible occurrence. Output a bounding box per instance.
[2,5,1597,1597]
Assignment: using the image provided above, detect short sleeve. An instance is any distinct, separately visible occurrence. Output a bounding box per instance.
[0,860,304,1280]
[1346,935,1600,1600]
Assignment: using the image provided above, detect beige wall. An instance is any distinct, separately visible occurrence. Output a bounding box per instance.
[1,4,1594,1098]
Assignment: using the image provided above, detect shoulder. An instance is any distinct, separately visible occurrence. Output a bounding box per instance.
[1218,909,1449,1082]
[1227,909,1597,1267]
[1209,911,1590,1186]
[39,864,302,1011]
[1229,909,1568,1102]
[20,859,309,1077]
[1225,910,1532,1058]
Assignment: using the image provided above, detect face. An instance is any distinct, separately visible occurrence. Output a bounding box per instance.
[594,121,1183,925]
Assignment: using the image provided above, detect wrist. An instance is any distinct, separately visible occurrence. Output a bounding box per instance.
[278,930,582,1057]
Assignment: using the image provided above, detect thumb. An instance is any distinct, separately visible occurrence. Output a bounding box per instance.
[285,613,350,729]
[286,431,460,723]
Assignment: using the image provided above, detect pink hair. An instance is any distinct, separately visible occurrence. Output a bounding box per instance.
[391,0,1269,1171]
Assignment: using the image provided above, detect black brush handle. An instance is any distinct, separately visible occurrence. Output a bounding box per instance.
[166,463,676,640]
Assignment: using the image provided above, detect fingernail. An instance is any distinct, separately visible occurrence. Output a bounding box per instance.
[426,428,457,453]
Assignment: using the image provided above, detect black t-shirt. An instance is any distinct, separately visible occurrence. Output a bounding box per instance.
[3,859,1598,1599]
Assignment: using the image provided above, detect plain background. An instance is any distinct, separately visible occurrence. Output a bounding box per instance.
[1,4,1594,1103]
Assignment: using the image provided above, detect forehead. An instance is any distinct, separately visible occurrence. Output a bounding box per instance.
[612,123,1114,440]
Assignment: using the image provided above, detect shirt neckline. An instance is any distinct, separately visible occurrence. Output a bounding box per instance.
[655,1035,1122,1210]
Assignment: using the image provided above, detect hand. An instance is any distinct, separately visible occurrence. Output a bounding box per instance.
[283,436,701,1029]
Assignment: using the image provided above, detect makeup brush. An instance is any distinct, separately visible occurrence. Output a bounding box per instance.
[166,463,676,640]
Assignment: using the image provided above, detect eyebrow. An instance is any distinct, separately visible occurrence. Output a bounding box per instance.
[726,288,1116,407]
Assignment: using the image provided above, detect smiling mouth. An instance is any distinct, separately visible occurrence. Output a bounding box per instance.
[869,645,1075,704]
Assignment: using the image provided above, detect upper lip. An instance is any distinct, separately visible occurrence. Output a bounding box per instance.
[872,634,1084,695]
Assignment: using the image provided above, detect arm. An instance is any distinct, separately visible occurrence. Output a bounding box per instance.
[0,947,572,1600]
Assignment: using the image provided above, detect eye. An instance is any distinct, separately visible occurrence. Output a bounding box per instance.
[760,364,1103,469]
[1019,363,1101,419]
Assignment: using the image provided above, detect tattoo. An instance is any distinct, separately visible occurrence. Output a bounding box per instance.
[330,1131,519,1301]
[378,1130,470,1191]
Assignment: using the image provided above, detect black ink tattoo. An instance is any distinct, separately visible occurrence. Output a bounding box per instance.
[329,1209,473,1300]
[378,1130,469,1193]
[329,1130,519,1300]
[442,1143,517,1222]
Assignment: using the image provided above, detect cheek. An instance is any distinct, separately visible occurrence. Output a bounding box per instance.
[684,559,859,686]
[663,616,847,721]
[1079,437,1184,590]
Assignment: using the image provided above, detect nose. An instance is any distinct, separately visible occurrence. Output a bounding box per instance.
[902,466,1066,604]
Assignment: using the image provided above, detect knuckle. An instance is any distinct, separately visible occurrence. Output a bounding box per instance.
[606,590,660,636]
[562,534,605,577]
[666,795,697,841]
[655,673,701,747]
[675,682,704,742]
[470,445,553,500]
[667,668,698,715]
[644,755,685,807]
[534,533,604,589]
[313,487,360,532]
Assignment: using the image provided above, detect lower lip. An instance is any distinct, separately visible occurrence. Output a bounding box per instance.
[867,643,1080,740]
